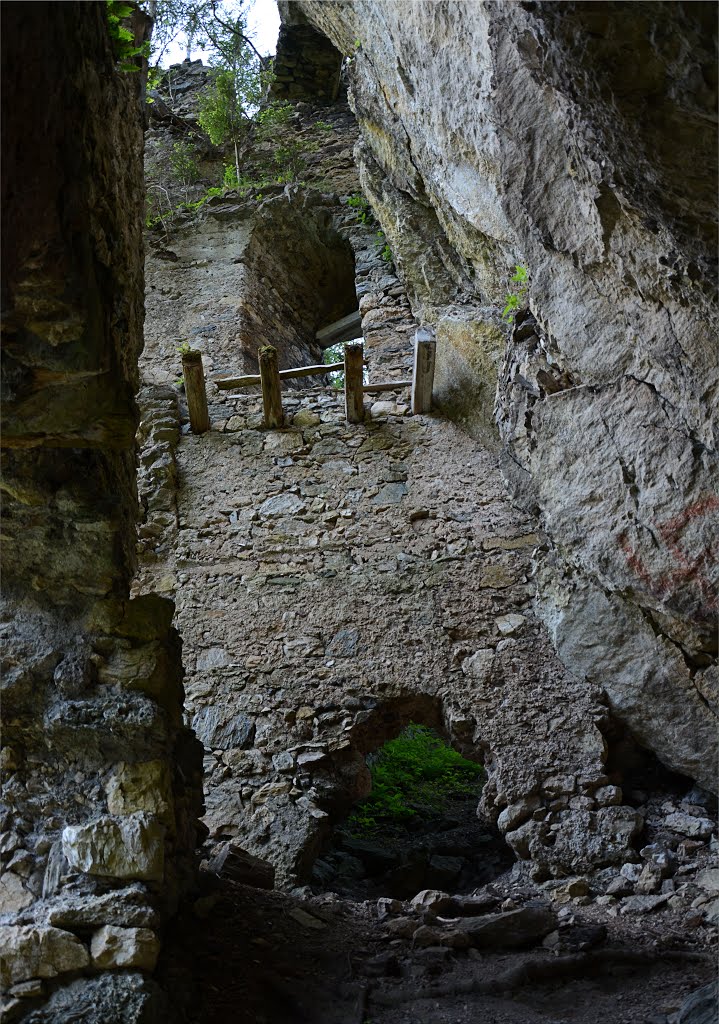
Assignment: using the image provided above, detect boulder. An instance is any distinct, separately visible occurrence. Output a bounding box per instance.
[207,843,275,889]
[454,905,557,949]
[0,926,89,987]
[90,926,160,971]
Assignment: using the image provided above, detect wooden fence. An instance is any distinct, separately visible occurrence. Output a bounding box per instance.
[181,330,436,433]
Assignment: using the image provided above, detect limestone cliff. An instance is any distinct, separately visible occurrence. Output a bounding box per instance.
[293,0,718,789]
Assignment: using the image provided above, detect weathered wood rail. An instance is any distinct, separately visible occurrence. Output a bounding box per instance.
[182,349,210,434]
[195,328,436,430]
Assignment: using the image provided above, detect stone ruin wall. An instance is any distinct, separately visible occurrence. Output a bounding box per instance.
[293,0,719,788]
[1,2,717,1018]
[132,16,715,895]
[1,6,202,1020]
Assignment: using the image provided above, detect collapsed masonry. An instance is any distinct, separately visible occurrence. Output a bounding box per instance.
[1,1,717,1019]
[135,15,716,895]
[1,6,202,1021]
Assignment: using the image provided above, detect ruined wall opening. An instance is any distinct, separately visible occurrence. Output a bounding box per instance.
[229,199,359,382]
[306,695,514,901]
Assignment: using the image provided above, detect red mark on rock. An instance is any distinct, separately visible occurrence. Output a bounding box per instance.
[619,494,719,616]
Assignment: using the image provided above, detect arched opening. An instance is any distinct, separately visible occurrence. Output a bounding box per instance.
[304,695,514,901]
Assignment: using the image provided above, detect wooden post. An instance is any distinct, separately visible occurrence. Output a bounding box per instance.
[181,349,210,434]
[344,342,365,424]
[258,345,283,428]
[411,327,436,414]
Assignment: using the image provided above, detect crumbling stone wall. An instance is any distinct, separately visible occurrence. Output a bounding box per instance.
[292,0,719,789]
[133,13,713,894]
[272,3,344,104]
[137,384,641,889]
[142,79,411,392]
[0,6,202,1019]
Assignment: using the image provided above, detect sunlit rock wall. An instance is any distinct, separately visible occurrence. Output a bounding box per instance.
[295,0,718,789]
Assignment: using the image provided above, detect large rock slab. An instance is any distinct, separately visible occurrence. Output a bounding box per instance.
[454,905,557,949]
[0,925,89,987]
[62,814,165,882]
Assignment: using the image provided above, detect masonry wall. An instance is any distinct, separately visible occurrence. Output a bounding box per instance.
[0,7,202,1019]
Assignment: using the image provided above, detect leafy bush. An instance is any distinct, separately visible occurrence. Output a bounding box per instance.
[170,142,200,186]
[346,193,373,225]
[345,725,485,836]
[502,264,529,324]
[255,101,294,138]
[223,163,240,187]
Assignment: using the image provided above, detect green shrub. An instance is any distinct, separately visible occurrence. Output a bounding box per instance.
[223,163,240,188]
[345,724,484,836]
[502,264,529,324]
[255,101,294,139]
[346,193,373,225]
[170,142,200,186]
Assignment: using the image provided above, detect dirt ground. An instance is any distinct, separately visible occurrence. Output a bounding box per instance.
[159,872,717,1024]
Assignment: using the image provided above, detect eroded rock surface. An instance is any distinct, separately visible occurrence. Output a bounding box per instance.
[293,0,718,787]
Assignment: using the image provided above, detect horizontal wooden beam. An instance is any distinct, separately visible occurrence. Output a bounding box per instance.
[316,310,362,348]
[362,380,412,393]
[214,362,343,390]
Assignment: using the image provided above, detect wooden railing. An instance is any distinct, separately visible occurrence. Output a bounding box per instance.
[181,330,436,433]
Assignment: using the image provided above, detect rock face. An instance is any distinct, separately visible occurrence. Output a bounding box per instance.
[1,4,202,1018]
[294,0,718,788]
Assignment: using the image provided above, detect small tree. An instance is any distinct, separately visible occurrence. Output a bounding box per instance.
[195,8,269,184]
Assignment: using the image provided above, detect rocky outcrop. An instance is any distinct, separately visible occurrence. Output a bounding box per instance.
[294,0,718,788]
[1,5,202,1019]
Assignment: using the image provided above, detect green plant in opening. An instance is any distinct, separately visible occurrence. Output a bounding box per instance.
[345,724,484,837]
[501,264,529,324]
[323,342,345,390]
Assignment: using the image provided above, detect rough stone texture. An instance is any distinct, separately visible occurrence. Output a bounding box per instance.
[62,815,165,883]
[0,5,202,1016]
[293,0,718,788]
[16,972,168,1024]
[90,926,160,971]
[135,384,637,886]
[0,925,89,988]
